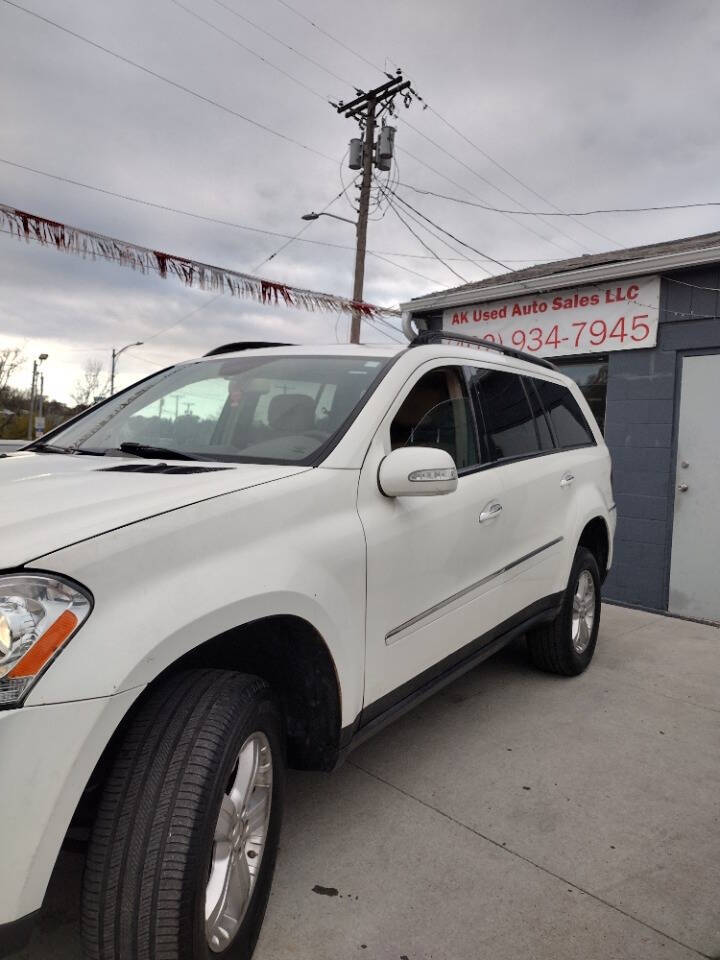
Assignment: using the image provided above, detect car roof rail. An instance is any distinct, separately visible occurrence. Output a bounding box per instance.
[204,341,292,357]
[409,329,558,371]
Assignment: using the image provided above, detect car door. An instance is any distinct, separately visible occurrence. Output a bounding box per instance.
[356,361,518,719]
[467,365,568,613]
[529,374,601,589]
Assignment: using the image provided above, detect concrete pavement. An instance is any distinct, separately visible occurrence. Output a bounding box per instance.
[11,603,720,960]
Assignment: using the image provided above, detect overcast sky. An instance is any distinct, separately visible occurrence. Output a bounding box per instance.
[1,0,719,402]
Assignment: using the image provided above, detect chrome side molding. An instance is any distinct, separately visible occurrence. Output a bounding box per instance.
[385,537,564,644]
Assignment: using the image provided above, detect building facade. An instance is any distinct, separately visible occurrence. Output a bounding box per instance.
[401,233,720,621]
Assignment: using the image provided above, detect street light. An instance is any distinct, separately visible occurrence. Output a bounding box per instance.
[301,210,367,343]
[27,352,48,441]
[301,211,356,225]
[110,341,143,395]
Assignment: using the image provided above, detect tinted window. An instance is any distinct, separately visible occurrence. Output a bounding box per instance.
[555,358,608,433]
[390,366,480,470]
[522,376,554,450]
[533,378,596,448]
[470,369,539,461]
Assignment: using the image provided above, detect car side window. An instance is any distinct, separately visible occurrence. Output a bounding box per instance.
[532,378,596,448]
[390,366,480,470]
[468,368,540,462]
[522,376,555,450]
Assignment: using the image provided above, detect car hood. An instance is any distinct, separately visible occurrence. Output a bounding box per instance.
[0,451,310,567]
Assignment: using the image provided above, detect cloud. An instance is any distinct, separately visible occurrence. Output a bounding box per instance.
[1,0,718,401]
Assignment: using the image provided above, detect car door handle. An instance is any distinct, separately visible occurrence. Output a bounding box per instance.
[560,472,575,487]
[479,502,503,522]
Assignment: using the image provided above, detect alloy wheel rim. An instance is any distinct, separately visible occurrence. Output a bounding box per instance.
[205,731,273,952]
[571,569,595,654]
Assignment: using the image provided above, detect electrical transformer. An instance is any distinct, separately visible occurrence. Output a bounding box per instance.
[378,125,396,161]
[348,138,363,170]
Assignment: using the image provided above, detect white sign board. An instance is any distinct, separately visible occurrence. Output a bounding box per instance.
[441,275,660,357]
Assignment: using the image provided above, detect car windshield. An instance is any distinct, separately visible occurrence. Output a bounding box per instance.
[44,354,392,464]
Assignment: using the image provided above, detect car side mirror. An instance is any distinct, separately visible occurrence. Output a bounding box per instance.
[378,447,458,498]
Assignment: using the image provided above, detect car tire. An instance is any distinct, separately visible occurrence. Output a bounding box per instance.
[527,546,601,676]
[82,668,284,960]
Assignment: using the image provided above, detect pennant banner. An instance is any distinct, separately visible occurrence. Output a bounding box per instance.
[0,202,400,319]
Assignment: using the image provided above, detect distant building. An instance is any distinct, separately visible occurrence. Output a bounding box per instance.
[402,232,720,621]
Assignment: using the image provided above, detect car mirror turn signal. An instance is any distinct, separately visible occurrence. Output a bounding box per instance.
[378,447,458,498]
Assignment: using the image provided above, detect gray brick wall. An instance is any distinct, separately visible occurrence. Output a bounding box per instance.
[603,265,720,610]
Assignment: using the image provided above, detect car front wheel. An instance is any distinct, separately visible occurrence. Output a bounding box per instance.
[82,668,284,960]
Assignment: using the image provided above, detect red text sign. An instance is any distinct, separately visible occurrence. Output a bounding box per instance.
[441,275,660,356]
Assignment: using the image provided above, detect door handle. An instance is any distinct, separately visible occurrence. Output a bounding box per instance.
[560,472,575,487]
[479,502,503,522]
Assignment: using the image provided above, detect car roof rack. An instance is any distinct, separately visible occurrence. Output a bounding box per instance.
[204,341,292,357]
[409,329,558,371]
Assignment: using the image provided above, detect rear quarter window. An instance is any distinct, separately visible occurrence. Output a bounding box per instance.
[532,378,596,448]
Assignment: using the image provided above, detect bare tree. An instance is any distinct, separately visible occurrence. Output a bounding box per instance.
[0,347,24,397]
[72,359,109,407]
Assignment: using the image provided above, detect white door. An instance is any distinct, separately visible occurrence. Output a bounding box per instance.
[466,367,574,612]
[669,354,720,621]
[357,363,518,717]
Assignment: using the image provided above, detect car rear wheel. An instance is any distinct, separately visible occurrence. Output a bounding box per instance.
[82,668,284,960]
[527,546,601,676]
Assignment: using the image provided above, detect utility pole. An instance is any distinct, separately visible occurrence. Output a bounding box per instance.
[335,74,412,343]
[349,96,376,345]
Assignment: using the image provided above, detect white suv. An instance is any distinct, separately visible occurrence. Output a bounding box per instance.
[0,334,614,960]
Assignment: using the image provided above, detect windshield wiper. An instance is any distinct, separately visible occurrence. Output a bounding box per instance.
[28,442,69,454]
[31,443,106,456]
[117,442,203,461]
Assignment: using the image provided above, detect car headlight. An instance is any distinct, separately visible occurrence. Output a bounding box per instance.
[0,573,92,707]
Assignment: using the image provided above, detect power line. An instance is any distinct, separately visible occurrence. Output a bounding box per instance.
[665,276,720,293]
[381,191,470,284]
[361,305,406,341]
[398,145,578,256]
[197,0,575,261]
[248,2,613,251]
[368,250,442,285]
[168,0,328,103]
[272,0,383,75]
[396,116,593,254]
[398,181,720,217]
[389,198,720,313]
[388,188,495,274]
[251,179,358,272]
[421,102,621,247]
[144,183,359,346]
[255,2,618,252]
[205,0,354,89]
[391,190,514,274]
[378,179,493,277]
[0,155,351,247]
[0,155,543,264]
[140,295,224,346]
[168,0,420,297]
[364,316,404,343]
[382,55,620,248]
[1,0,335,163]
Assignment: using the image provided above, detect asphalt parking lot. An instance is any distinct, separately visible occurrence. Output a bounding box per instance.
[12,603,720,960]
